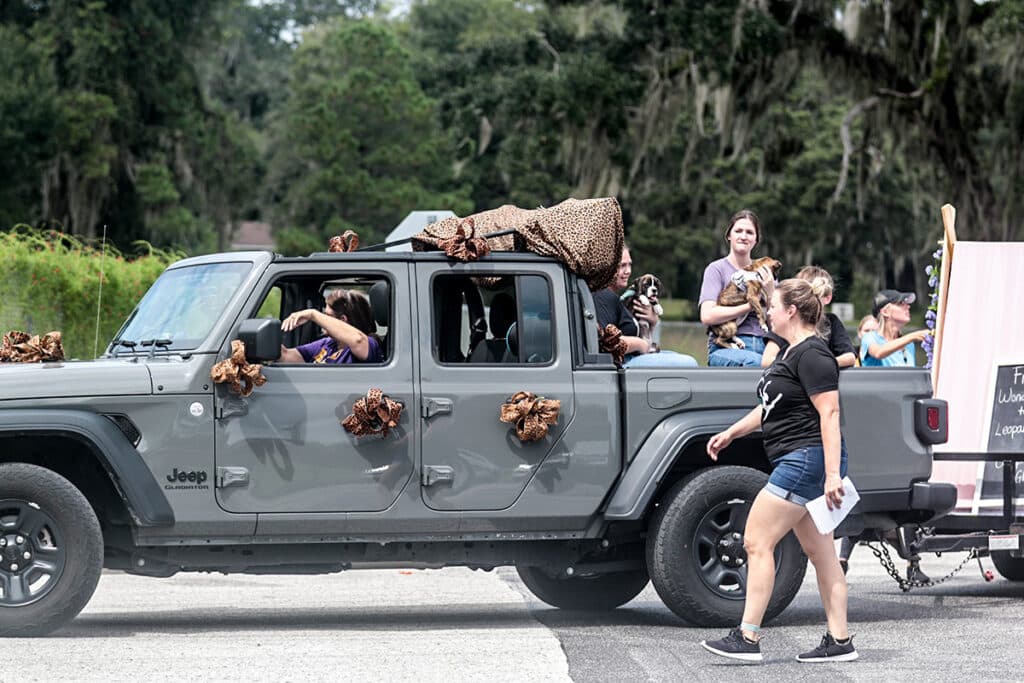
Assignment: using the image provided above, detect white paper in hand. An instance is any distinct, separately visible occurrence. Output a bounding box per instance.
[805,476,860,535]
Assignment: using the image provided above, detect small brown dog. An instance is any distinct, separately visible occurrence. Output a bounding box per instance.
[620,273,664,343]
[709,257,782,349]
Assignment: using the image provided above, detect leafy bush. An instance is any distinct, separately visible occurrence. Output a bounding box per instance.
[0,227,181,360]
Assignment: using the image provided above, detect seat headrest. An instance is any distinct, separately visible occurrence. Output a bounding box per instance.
[506,317,551,363]
[367,281,389,328]
[488,293,517,339]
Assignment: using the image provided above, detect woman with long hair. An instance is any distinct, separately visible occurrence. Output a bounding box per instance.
[279,288,382,364]
[861,289,928,367]
[698,210,776,366]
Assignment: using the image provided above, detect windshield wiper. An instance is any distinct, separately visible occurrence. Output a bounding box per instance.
[111,339,137,358]
[140,338,172,359]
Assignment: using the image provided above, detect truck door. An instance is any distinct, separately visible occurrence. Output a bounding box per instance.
[214,262,416,513]
[415,261,575,511]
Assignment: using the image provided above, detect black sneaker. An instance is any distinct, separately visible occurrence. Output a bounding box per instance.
[797,632,858,663]
[907,562,930,583]
[701,628,763,662]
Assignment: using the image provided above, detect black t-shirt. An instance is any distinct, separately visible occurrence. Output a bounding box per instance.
[593,288,638,337]
[765,313,854,363]
[757,336,839,459]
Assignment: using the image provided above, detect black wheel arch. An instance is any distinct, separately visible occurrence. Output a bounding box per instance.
[0,409,174,527]
[604,409,770,522]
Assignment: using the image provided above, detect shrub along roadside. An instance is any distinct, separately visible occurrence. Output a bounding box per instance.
[0,227,182,360]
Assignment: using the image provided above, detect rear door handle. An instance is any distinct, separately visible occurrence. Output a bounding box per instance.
[421,397,453,420]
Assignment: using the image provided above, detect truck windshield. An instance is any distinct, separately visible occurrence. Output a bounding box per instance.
[109,262,252,353]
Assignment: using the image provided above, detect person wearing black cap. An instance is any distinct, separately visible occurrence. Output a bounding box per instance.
[859,289,929,367]
[850,287,933,582]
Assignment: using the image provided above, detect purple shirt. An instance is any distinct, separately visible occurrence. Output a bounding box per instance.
[698,257,766,338]
[296,335,382,364]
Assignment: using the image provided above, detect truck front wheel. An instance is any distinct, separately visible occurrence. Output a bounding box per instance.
[515,565,650,611]
[991,551,1024,581]
[646,466,807,627]
[0,463,104,637]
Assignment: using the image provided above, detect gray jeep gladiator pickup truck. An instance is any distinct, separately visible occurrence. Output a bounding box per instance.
[0,249,955,636]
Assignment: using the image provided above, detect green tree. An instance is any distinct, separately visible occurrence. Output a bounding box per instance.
[1,0,259,253]
[267,19,471,248]
[0,26,58,229]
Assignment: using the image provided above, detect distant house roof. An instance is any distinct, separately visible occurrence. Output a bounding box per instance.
[385,210,456,251]
[231,221,274,251]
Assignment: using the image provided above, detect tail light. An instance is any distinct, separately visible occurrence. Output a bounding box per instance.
[914,399,948,445]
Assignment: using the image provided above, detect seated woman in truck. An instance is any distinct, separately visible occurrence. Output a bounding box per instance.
[761,266,856,369]
[278,288,383,364]
[698,209,775,367]
[594,244,697,367]
[860,289,929,367]
[854,314,878,366]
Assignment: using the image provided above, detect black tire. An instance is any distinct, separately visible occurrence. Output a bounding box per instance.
[646,466,807,627]
[516,564,650,611]
[0,463,104,637]
[991,551,1024,582]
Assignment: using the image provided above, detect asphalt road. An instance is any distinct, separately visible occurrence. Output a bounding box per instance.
[9,549,1023,682]
[512,550,1024,682]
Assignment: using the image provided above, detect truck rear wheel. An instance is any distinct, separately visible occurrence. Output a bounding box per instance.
[991,551,1024,581]
[515,565,650,611]
[646,466,807,627]
[0,463,104,637]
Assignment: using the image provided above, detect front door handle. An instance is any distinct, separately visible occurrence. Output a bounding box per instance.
[421,397,453,420]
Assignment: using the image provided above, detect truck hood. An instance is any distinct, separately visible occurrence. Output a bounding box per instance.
[0,360,152,400]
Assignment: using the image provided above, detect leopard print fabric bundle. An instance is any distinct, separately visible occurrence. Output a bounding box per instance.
[341,388,404,437]
[411,197,624,290]
[597,324,628,366]
[0,330,65,362]
[210,340,268,397]
[436,218,491,261]
[499,391,561,443]
[328,230,360,253]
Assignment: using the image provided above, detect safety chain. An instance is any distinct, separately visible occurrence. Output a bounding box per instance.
[864,541,978,593]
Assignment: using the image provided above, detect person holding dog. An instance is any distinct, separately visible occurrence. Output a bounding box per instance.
[594,245,698,368]
[699,209,776,367]
[860,289,928,367]
[700,278,857,664]
[761,266,856,368]
[278,288,383,364]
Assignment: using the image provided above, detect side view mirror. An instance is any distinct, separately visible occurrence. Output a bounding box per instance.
[237,319,282,362]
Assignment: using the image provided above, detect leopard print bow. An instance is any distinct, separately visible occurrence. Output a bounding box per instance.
[437,218,491,261]
[341,388,404,437]
[329,230,360,253]
[598,324,628,366]
[0,330,65,363]
[499,391,561,443]
[210,340,268,397]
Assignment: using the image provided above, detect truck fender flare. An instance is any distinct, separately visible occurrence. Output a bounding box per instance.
[604,409,753,521]
[0,409,175,527]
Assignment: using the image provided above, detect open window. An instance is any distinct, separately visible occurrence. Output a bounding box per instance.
[249,273,391,364]
[432,274,553,365]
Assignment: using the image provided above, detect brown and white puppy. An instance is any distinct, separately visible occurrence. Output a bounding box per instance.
[620,273,664,343]
[710,257,782,349]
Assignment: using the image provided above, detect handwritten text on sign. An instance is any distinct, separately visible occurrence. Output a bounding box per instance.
[988,365,1024,452]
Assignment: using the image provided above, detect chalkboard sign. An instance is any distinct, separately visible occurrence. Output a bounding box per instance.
[984,362,1024,453]
[979,461,1024,502]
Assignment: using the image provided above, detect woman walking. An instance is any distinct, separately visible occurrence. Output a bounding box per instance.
[700,279,857,663]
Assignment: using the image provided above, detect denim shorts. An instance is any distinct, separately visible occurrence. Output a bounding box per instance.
[765,445,849,506]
